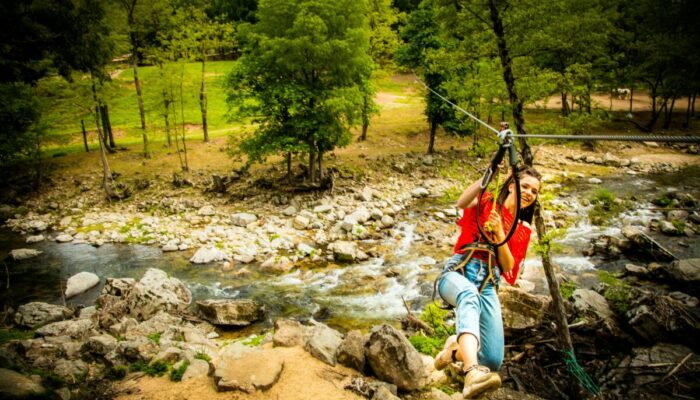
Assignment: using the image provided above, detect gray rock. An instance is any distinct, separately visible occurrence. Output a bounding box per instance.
[411,187,430,198]
[36,319,95,340]
[197,205,215,216]
[626,294,698,347]
[82,334,118,356]
[668,258,700,283]
[0,368,46,397]
[327,241,357,262]
[621,343,696,386]
[78,305,96,319]
[190,246,230,264]
[365,324,429,391]
[373,386,401,400]
[337,330,367,371]
[260,256,294,274]
[313,204,333,214]
[162,243,179,252]
[151,347,182,365]
[358,186,375,202]
[230,213,257,227]
[667,291,699,308]
[499,286,550,332]
[65,272,100,298]
[667,210,689,222]
[572,289,613,319]
[659,220,681,235]
[53,359,88,381]
[28,220,48,232]
[55,233,74,243]
[125,268,192,321]
[197,299,264,326]
[624,263,649,277]
[10,248,42,260]
[101,278,135,297]
[182,358,210,380]
[14,302,72,329]
[26,235,45,244]
[282,206,297,216]
[305,324,343,366]
[380,215,395,228]
[214,348,284,393]
[111,337,158,363]
[621,226,676,261]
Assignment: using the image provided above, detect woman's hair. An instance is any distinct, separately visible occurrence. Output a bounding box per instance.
[496,166,541,224]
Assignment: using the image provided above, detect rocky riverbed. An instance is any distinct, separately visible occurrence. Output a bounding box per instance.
[0,143,699,399]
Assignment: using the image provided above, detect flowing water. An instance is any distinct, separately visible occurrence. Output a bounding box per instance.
[1,167,698,334]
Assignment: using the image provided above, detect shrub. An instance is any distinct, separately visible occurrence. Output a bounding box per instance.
[194,351,211,362]
[170,360,189,382]
[105,365,128,380]
[0,328,35,345]
[147,332,161,346]
[560,281,576,300]
[598,271,631,316]
[409,302,455,356]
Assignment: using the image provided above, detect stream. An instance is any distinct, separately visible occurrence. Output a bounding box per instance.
[1,168,698,334]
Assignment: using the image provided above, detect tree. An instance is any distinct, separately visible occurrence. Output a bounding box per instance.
[367,0,402,68]
[227,0,374,184]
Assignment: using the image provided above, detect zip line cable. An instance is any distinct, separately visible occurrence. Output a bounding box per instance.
[413,75,700,144]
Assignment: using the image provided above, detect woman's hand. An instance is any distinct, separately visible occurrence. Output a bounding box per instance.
[487,211,505,242]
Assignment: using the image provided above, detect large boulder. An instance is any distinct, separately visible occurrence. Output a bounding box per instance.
[626,293,699,349]
[273,319,310,348]
[10,248,42,261]
[337,330,367,372]
[125,268,192,321]
[668,258,700,284]
[305,324,343,366]
[35,319,96,340]
[14,302,72,329]
[365,324,429,391]
[620,226,676,261]
[65,271,100,298]
[612,343,697,388]
[101,278,135,297]
[197,299,264,327]
[190,247,230,264]
[214,346,284,393]
[0,368,46,398]
[572,289,613,319]
[230,213,258,227]
[498,286,551,332]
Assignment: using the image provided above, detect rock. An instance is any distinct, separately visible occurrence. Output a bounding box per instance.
[659,220,681,236]
[53,359,88,381]
[260,256,294,274]
[380,215,395,228]
[214,347,284,393]
[296,243,316,256]
[498,286,550,332]
[373,386,401,400]
[602,153,621,167]
[102,278,135,297]
[10,248,42,260]
[273,319,309,348]
[14,302,72,329]
[152,347,183,365]
[411,187,430,198]
[126,268,192,321]
[0,368,46,397]
[667,210,689,222]
[588,178,602,184]
[197,299,264,327]
[618,343,697,386]
[282,206,297,216]
[337,330,367,372]
[327,241,358,262]
[626,293,699,347]
[365,324,429,391]
[26,235,45,244]
[231,213,257,227]
[305,324,343,366]
[55,233,74,243]
[82,334,118,356]
[197,205,216,216]
[65,272,100,298]
[358,186,375,202]
[162,243,179,252]
[621,226,676,261]
[190,246,230,264]
[27,220,48,232]
[624,263,649,277]
[182,359,211,380]
[292,215,310,230]
[35,319,95,340]
[668,259,700,283]
[572,289,613,319]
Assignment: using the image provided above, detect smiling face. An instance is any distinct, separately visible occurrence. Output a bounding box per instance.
[508,175,540,209]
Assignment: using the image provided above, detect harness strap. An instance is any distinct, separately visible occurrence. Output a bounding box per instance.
[432,242,500,309]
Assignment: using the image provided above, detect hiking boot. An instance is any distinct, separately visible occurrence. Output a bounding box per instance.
[462,365,501,399]
[434,335,458,370]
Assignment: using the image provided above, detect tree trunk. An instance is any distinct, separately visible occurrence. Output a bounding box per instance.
[163,90,172,147]
[104,104,116,149]
[691,92,696,117]
[629,87,634,114]
[179,72,189,171]
[170,85,184,169]
[317,147,323,182]
[91,76,116,198]
[609,89,613,111]
[308,140,316,183]
[663,95,676,129]
[200,57,209,142]
[360,92,369,141]
[131,49,149,157]
[428,119,437,154]
[81,119,89,152]
[286,152,292,182]
[100,104,115,152]
[488,0,533,165]
[684,94,692,129]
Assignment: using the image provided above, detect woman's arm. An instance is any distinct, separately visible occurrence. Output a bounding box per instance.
[456,179,484,209]
[486,211,515,273]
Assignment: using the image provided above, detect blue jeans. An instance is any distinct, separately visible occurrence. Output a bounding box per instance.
[437,254,504,371]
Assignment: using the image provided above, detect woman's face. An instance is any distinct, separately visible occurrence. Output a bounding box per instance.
[509,175,540,208]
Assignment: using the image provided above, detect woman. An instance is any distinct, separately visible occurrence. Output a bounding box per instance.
[434,166,541,398]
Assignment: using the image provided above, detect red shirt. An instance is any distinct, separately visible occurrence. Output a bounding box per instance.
[453,193,531,286]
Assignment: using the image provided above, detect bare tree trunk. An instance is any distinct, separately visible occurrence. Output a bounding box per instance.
[200,57,209,142]
[488,0,532,165]
[609,89,613,112]
[308,140,316,183]
[100,104,115,153]
[170,85,184,169]
[179,71,189,171]
[163,90,172,147]
[684,94,692,129]
[663,95,676,129]
[131,52,149,157]
[428,119,436,154]
[91,75,116,198]
[629,87,634,114]
[318,148,323,182]
[104,104,116,149]
[286,152,292,182]
[692,92,697,117]
[81,119,89,152]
